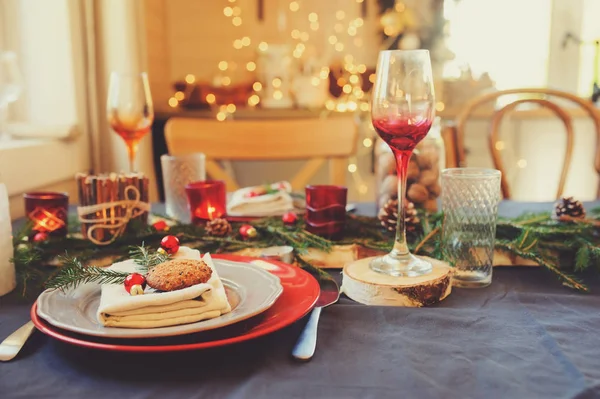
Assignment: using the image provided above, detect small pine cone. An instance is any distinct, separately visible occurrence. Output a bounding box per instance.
[377,197,421,233]
[205,218,232,237]
[553,196,586,220]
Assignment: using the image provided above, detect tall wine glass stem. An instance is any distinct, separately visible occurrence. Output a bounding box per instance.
[125,140,139,172]
[391,149,411,258]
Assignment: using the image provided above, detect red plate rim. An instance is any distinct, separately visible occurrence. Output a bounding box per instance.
[30,254,320,353]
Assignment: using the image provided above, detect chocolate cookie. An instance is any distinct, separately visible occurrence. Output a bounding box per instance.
[146,259,213,292]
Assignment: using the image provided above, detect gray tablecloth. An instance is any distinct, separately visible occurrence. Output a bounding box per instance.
[1,201,600,399]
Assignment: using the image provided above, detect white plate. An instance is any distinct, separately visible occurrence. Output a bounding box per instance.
[36,259,283,339]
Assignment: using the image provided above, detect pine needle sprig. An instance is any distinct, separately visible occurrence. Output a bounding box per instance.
[128,243,170,272]
[45,255,130,291]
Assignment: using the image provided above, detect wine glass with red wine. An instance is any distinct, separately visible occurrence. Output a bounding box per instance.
[371,49,435,277]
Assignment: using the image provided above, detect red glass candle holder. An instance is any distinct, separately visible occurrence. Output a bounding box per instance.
[23,192,69,236]
[185,180,227,224]
[305,185,347,240]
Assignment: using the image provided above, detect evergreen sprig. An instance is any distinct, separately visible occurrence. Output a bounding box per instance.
[45,256,130,292]
[129,243,170,272]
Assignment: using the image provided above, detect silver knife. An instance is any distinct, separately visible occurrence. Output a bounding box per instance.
[292,276,340,361]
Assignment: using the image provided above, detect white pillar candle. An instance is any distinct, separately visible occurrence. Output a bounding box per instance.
[0,184,15,296]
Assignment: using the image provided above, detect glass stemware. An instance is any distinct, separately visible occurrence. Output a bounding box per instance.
[107,72,154,172]
[0,51,23,141]
[370,49,436,277]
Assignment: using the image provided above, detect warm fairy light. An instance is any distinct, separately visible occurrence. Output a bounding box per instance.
[384,26,395,36]
[246,61,256,71]
[357,64,367,73]
[348,27,357,36]
[344,54,354,64]
[222,76,231,86]
[226,104,236,113]
[363,138,373,148]
[349,75,359,84]
[242,36,251,46]
[293,50,302,58]
[291,29,300,39]
[232,17,242,26]
[310,22,319,31]
[337,77,346,87]
[334,23,343,33]
[517,159,527,168]
[308,13,318,22]
[174,91,185,101]
[356,0,364,3]
[495,141,505,150]
[436,102,445,112]
[289,1,299,11]
[185,74,196,84]
[296,43,306,52]
[336,103,347,112]
[395,2,406,12]
[336,10,345,20]
[168,97,178,107]
[311,77,320,86]
[348,163,357,173]
[344,63,355,73]
[325,100,335,110]
[206,93,216,104]
[218,61,228,71]
[343,84,352,94]
[273,90,283,100]
[253,81,263,91]
[216,112,227,121]
[258,42,268,51]
[300,32,310,41]
[328,35,338,44]
[355,18,364,27]
[335,42,344,52]
[359,102,370,111]
[355,89,364,99]
[233,39,243,49]
[347,101,357,111]
[224,7,233,16]
[369,73,376,83]
[248,94,260,106]
[272,78,282,88]
[320,67,330,79]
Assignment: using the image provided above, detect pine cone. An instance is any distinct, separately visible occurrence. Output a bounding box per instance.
[553,196,586,220]
[378,197,420,233]
[205,218,232,237]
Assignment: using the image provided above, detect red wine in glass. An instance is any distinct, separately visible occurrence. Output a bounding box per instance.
[370,49,435,277]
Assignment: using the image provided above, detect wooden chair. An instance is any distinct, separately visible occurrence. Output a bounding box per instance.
[164,117,358,191]
[442,88,600,198]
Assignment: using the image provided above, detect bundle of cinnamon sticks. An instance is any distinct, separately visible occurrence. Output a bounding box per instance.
[76,172,149,243]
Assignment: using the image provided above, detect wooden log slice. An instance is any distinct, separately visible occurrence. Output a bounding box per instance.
[341,256,452,307]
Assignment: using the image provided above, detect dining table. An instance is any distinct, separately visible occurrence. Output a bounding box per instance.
[1,200,600,399]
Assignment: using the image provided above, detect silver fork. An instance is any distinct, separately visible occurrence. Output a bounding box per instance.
[0,321,35,362]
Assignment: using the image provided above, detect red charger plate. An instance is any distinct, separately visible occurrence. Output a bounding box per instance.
[30,254,320,353]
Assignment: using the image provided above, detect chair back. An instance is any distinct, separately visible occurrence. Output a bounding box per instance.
[443,88,600,199]
[164,117,358,190]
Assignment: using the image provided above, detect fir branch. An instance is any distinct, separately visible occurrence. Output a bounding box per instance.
[575,245,590,272]
[414,226,440,255]
[45,255,130,291]
[129,243,170,272]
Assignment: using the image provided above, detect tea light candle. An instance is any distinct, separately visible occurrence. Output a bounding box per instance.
[23,192,69,236]
[185,180,227,224]
[0,184,15,296]
[260,246,294,264]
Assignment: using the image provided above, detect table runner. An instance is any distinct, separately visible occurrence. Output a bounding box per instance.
[1,201,600,398]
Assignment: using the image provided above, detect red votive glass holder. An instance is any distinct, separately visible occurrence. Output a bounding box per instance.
[23,192,69,236]
[185,180,227,224]
[305,185,347,240]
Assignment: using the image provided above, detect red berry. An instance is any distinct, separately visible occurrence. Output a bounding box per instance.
[239,224,257,238]
[153,220,169,232]
[124,273,147,295]
[282,211,298,225]
[160,235,180,255]
[32,232,48,243]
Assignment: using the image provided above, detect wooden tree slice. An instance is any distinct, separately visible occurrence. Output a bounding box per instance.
[341,256,452,307]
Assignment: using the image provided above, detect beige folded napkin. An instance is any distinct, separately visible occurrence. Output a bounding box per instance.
[97,247,231,328]
[227,181,294,216]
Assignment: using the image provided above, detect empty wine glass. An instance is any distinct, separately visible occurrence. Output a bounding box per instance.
[370,49,436,277]
[107,72,154,172]
[0,51,23,140]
